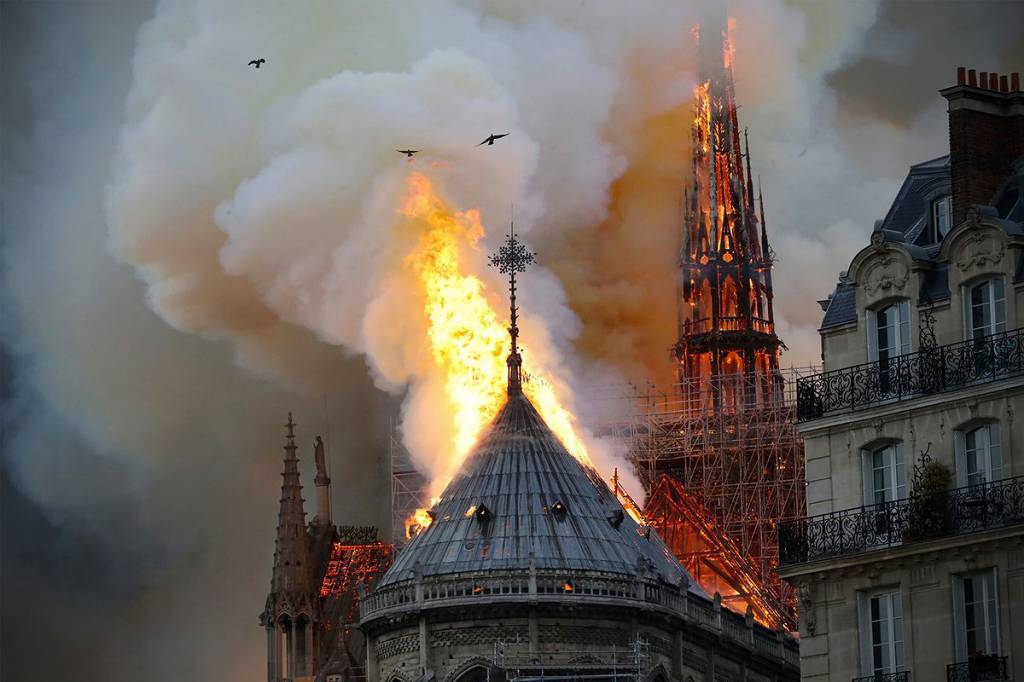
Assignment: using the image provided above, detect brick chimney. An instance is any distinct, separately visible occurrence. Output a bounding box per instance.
[942,67,1024,225]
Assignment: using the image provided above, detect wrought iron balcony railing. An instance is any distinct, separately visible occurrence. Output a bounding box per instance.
[947,655,1009,682]
[796,327,1024,421]
[778,476,1024,566]
[853,672,910,682]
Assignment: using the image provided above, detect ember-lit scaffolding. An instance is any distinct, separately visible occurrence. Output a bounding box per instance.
[602,368,814,628]
[388,421,429,544]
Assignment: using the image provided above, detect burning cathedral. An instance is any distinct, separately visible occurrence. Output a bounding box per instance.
[260,14,801,682]
[261,228,799,682]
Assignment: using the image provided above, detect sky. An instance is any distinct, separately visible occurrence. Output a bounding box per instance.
[2,1,1022,679]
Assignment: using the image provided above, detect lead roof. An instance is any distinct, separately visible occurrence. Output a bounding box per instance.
[379,392,700,592]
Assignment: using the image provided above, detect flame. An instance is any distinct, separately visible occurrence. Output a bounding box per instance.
[405,506,434,539]
[398,172,592,538]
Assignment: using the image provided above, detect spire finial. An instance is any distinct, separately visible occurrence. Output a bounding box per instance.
[489,214,535,396]
[285,412,297,444]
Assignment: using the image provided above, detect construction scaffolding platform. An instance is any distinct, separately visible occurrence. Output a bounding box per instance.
[389,420,430,545]
[597,366,817,629]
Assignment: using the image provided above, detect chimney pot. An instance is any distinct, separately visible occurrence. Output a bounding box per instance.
[1012,73,1020,92]
[980,72,989,89]
[969,69,978,87]
[957,66,966,85]
[1000,75,1009,92]
[989,72,999,91]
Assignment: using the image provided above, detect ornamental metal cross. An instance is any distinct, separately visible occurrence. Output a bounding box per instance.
[489,221,535,394]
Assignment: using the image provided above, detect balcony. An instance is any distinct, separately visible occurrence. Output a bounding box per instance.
[778,476,1024,566]
[947,655,1009,682]
[796,327,1024,421]
[853,673,910,682]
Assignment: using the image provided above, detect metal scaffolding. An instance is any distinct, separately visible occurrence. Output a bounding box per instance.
[389,420,429,545]
[600,366,816,628]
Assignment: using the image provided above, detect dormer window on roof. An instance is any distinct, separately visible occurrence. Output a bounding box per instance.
[551,501,568,521]
[932,194,952,241]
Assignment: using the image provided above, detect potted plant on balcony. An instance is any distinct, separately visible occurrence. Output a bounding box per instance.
[905,448,953,542]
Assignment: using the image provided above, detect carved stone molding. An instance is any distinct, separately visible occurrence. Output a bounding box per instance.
[955,229,1005,272]
[862,253,910,296]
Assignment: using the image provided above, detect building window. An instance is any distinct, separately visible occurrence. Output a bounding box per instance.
[867,300,911,363]
[859,589,905,677]
[964,278,1006,341]
[953,569,1000,661]
[955,422,1003,487]
[863,443,907,506]
[932,194,952,240]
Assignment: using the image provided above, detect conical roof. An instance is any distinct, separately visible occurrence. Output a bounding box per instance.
[380,393,697,589]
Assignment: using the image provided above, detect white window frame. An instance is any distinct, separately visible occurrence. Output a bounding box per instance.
[932,194,952,240]
[964,277,1006,341]
[858,589,905,676]
[866,299,911,363]
[952,568,1000,661]
[863,443,907,506]
[955,422,1003,488]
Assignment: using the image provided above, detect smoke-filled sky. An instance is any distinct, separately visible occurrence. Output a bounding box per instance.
[2,1,1022,679]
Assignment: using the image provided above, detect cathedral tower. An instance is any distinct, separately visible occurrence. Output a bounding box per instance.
[262,413,315,682]
[676,13,783,414]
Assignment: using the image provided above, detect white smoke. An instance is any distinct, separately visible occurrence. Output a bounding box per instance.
[18,0,1023,679]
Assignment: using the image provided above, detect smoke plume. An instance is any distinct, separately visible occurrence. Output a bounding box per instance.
[4,1,1023,680]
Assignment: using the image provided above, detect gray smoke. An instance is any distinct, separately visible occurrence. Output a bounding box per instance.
[3,1,1022,680]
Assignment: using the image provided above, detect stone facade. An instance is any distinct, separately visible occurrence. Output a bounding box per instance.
[780,69,1024,682]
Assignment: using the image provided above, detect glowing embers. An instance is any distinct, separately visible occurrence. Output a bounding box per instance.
[318,541,393,602]
[563,578,574,593]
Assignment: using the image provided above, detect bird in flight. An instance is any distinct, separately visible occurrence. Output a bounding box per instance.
[478,133,509,146]
[396,149,420,158]
[248,58,266,68]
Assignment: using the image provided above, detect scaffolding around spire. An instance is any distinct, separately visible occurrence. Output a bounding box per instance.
[488,219,535,396]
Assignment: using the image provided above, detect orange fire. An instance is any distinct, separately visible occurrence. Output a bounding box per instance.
[399,172,591,538]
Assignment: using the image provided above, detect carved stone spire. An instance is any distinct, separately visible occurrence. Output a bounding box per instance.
[271,412,310,595]
[489,220,535,396]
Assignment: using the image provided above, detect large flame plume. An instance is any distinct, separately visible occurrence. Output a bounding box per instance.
[400,172,591,536]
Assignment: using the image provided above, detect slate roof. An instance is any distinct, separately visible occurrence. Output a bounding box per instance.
[379,392,698,591]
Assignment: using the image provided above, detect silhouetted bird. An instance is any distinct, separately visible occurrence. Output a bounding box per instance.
[397,149,420,158]
[478,133,509,146]
[248,58,266,68]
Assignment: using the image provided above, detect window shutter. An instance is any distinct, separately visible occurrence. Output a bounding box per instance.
[898,300,911,355]
[954,430,968,488]
[862,451,875,506]
[867,309,878,362]
[993,279,1006,332]
[895,443,907,500]
[989,423,1003,482]
[857,592,873,675]
[952,574,967,662]
[963,285,973,341]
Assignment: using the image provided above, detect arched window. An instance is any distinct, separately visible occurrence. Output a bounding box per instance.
[964,277,1006,341]
[454,666,491,682]
[862,442,906,505]
[955,422,1003,487]
[867,300,911,363]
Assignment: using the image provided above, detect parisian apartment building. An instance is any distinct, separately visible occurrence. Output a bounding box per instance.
[778,68,1024,682]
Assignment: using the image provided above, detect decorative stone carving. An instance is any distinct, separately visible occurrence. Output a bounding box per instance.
[955,229,1004,272]
[799,584,816,636]
[862,253,910,296]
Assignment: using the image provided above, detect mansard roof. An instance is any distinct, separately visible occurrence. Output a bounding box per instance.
[820,153,1024,330]
[379,392,697,591]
